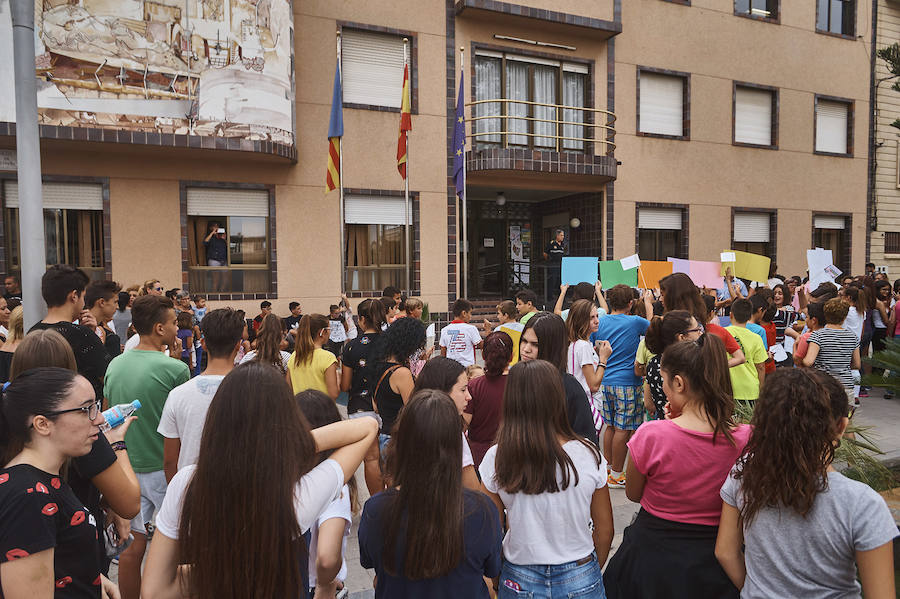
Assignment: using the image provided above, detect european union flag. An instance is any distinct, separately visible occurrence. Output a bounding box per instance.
[452,70,465,198]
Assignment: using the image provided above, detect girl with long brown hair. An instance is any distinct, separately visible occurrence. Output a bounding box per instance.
[286,314,339,399]
[142,362,378,599]
[565,299,612,428]
[480,359,614,597]
[242,312,290,373]
[603,334,749,599]
[642,309,702,419]
[359,389,501,598]
[659,272,708,326]
[716,368,897,598]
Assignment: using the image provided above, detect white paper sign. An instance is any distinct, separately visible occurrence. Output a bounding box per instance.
[769,344,788,363]
[620,254,641,270]
[720,252,736,263]
[783,335,794,354]
[329,319,346,342]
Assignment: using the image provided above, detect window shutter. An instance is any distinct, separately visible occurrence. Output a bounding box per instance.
[815,100,849,154]
[638,208,682,230]
[733,212,770,243]
[342,30,405,108]
[639,72,683,137]
[734,87,773,146]
[186,188,269,217]
[345,195,410,225]
[3,181,102,210]
[814,215,846,230]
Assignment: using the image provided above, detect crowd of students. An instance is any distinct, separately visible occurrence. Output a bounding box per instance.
[0,264,897,599]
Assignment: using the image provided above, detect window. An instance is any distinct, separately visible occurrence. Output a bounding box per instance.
[2,180,105,280]
[341,29,406,108]
[186,187,271,294]
[638,207,683,260]
[474,51,588,152]
[817,0,855,36]
[885,232,900,254]
[733,211,773,258]
[735,0,778,20]
[734,85,775,147]
[638,70,687,138]
[813,214,849,275]
[815,97,851,155]
[345,194,412,292]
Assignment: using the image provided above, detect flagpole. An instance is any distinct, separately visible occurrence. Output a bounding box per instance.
[460,47,468,300]
[337,31,346,294]
[403,38,411,296]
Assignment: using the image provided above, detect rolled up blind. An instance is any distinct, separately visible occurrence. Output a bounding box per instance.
[345,195,410,225]
[342,30,405,108]
[815,99,849,154]
[638,207,682,230]
[186,188,268,217]
[734,212,770,243]
[3,181,102,210]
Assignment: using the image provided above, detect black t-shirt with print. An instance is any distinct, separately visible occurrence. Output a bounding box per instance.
[28,322,110,401]
[0,464,102,597]
[69,436,117,572]
[646,355,666,418]
[545,240,565,263]
[342,332,380,414]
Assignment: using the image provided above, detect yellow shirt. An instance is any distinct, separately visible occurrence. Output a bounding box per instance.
[496,322,525,366]
[287,347,336,394]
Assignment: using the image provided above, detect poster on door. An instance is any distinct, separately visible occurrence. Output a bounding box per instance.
[510,226,524,261]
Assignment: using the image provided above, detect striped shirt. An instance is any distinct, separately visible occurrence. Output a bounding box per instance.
[771,307,798,345]
[808,327,859,389]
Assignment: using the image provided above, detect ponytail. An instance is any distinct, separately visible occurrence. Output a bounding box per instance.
[293,314,329,367]
[357,298,387,332]
[1,368,80,463]
[660,334,735,445]
[644,310,693,356]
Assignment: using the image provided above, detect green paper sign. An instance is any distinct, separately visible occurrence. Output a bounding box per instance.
[599,260,638,287]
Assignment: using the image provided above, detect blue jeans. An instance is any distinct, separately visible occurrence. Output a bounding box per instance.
[194,346,204,376]
[499,554,606,599]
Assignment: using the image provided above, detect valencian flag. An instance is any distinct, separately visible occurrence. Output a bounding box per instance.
[326,62,343,192]
[397,64,412,179]
[452,69,465,197]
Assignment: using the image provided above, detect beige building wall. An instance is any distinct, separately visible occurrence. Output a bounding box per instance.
[872,0,900,276]
[614,0,870,277]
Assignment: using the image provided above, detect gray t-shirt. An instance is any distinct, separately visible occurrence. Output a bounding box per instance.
[157,375,226,470]
[721,470,898,599]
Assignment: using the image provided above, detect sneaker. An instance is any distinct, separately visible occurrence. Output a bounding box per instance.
[858,388,869,398]
[854,398,861,407]
[885,391,894,400]
[607,473,626,488]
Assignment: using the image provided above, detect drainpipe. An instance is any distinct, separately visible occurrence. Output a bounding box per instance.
[11,0,47,328]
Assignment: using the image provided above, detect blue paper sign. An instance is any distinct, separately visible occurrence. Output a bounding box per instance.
[561,257,599,285]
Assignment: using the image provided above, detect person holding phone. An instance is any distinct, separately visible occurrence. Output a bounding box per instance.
[203,222,228,292]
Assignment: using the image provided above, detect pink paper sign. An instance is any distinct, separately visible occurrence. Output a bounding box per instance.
[667,257,690,274]
[688,260,723,289]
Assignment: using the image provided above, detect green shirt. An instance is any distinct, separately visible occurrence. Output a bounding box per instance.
[520,311,538,325]
[725,325,768,401]
[103,350,190,473]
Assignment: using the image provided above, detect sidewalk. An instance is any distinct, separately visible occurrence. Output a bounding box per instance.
[341,389,900,598]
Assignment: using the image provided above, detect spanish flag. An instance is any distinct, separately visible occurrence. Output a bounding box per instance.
[397,64,411,180]
[326,62,343,193]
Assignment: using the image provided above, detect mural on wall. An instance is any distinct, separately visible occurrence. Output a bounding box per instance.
[0,0,294,146]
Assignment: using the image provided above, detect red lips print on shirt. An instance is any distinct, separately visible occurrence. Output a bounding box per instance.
[70,511,85,526]
[41,503,58,516]
[55,576,72,588]
[5,548,28,560]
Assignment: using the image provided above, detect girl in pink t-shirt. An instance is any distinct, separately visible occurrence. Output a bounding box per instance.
[603,333,749,599]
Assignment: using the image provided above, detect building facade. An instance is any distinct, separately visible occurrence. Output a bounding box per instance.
[872,0,900,276]
[0,0,871,315]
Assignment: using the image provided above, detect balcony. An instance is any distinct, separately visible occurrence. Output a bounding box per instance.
[465,98,617,187]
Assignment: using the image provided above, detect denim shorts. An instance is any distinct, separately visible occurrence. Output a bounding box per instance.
[499,554,606,599]
[131,469,168,535]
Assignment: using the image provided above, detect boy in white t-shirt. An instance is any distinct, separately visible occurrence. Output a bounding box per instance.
[440,299,484,367]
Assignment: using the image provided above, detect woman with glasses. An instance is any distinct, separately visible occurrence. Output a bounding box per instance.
[0,367,121,598]
[642,310,702,420]
[139,280,164,297]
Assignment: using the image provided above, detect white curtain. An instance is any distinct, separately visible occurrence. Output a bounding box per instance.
[506,61,528,146]
[562,72,585,151]
[533,65,557,148]
[475,57,501,143]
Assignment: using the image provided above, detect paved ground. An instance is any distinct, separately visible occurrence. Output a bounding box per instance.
[108,387,900,598]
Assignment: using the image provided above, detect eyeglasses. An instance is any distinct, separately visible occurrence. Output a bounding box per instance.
[44,400,101,420]
[683,327,703,335]
[154,287,164,292]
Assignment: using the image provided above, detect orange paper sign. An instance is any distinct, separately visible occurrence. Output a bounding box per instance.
[638,261,674,289]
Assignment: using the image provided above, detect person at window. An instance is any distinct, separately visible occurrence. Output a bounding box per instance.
[28,265,111,403]
[85,280,122,360]
[0,368,122,598]
[203,222,228,292]
[543,229,566,300]
[3,274,21,303]
[359,389,501,599]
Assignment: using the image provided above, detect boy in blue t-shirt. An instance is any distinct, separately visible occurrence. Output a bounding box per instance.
[590,285,653,488]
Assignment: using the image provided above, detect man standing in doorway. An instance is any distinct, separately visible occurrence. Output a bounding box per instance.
[543,228,566,303]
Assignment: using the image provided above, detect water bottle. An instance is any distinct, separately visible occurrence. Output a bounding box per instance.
[99,400,141,432]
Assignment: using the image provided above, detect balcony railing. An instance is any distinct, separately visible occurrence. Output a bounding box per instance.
[466,99,616,154]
